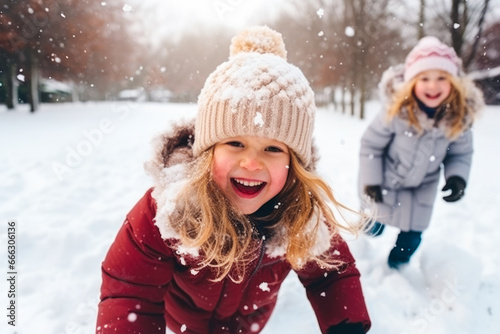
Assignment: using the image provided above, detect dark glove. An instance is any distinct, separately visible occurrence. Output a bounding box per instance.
[364,185,383,203]
[327,322,365,334]
[442,176,466,202]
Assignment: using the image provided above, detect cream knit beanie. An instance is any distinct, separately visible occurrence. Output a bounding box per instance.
[193,26,316,166]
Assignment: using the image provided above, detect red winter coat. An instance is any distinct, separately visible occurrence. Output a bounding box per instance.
[96,123,371,334]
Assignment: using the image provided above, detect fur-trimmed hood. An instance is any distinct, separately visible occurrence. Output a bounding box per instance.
[378,64,484,133]
[144,119,328,258]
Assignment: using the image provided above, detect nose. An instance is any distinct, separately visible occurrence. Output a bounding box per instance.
[428,79,438,90]
[239,151,263,171]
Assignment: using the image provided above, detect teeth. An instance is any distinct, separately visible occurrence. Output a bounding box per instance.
[234,179,263,187]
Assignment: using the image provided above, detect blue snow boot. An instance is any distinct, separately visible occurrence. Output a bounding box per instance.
[388,230,422,269]
[365,221,385,237]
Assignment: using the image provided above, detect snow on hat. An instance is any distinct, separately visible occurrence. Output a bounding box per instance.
[404,36,462,82]
[193,26,316,166]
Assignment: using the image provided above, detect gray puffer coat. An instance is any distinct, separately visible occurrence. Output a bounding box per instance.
[358,64,484,232]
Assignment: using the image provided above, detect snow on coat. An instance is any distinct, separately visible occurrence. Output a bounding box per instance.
[97,121,371,334]
[358,64,484,232]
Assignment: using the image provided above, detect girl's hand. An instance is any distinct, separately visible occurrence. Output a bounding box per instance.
[442,176,466,202]
[327,322,365,334]
[364,185,383,203]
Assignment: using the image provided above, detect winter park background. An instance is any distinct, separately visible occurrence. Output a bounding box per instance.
[2,0,500,333]
[1,101,499,334]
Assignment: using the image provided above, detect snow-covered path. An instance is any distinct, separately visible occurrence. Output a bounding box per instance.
[1,101,498,333]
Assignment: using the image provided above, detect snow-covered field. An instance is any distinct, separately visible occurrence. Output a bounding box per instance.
[1,101,499,334]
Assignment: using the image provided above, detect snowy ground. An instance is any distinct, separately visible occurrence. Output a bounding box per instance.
[1,101,499,334]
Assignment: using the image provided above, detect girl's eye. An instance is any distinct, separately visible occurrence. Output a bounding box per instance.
[226,141,243,148]
[438,76,447,81]
[266,146,284,153]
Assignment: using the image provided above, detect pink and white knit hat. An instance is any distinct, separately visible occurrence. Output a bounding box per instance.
[194,26,316,167]
[404,36,462,82]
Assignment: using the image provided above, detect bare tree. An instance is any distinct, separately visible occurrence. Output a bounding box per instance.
[150,26,232,102]
[272,0,407,118]
[428,0,492,71]
[462,0,490,69]
[0,0,137,110]
[450,0,467,55]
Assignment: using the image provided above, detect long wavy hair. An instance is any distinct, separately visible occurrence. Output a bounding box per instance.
[169,147,366,282]
[387,72,474,139]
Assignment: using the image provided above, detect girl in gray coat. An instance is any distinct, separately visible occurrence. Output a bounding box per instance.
[358,36,484,269]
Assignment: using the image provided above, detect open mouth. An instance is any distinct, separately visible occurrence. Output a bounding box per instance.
[425,93,441,99]
[231,178,266,196]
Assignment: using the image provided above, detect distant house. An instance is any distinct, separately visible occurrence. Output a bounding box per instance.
[148,88,172,102]
[117,88,172,102]
[468,66,500,105]
[10,78,73,104]
[117,88,146,102]
[39,79,73,103]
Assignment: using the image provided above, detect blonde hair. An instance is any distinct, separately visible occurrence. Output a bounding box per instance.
[387,72,473,139]
[170,148,365,282]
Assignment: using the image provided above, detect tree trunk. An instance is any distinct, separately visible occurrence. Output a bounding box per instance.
[450,0,466,56]
[349,80,356,117]
[27,50,40,113]
[463,0,490,69]
[331,85,338,111]
[418,0,425,39]
[359,50,367,120]
[3,57,18,110]
[341,84,346,114]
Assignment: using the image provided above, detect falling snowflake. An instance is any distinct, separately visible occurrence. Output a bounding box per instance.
[127,313,137,322]
[259,282,270,292]
[345,26,355,37]
[254,112,264,127]
[317,8,324,18]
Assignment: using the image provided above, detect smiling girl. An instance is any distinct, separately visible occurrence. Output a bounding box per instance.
[358,36,484,269]
[96,26,371,334]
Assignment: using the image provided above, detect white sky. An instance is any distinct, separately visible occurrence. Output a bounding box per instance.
[122,0,500,48]
[126,0,287,42]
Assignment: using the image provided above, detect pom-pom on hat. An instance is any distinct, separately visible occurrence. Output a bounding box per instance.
[404,36,462,82]
[194,26,316,167]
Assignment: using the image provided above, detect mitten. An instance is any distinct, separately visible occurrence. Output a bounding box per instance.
[442,176,466,202]
[327,322,365,334]
[364,185,383,203]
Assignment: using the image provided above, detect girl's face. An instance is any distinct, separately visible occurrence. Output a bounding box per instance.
[414,70,452,108]
[212,136,290,215]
